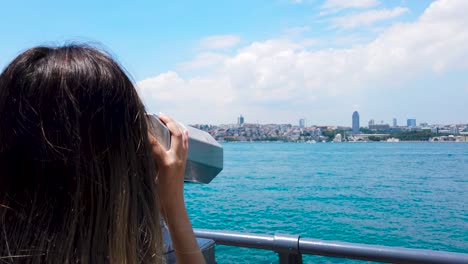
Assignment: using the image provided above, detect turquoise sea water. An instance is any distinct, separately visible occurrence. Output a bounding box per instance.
[184,142,468,263]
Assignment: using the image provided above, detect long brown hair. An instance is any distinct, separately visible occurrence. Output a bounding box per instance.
[0,45,163,263]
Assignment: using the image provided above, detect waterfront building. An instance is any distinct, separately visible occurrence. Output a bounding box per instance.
[407,119,417,127]
[299,118,306,128]
[238,115,244,126]
[352,111,360,134]
[368,119,375,127]
[333,133,342,142]
[369,124,390,130]
[393,118,397,127]
[314,128,322,136]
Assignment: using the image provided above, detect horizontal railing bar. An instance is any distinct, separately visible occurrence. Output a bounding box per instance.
[194,229,277,251]
[299,238,468,264]
[194,229,468,264]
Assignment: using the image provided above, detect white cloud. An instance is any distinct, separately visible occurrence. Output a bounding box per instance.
[138,0,468,124]
[331,34,372,46]
[321,0,379,11]
[178,52,227,70]
[199,34,241,49]
[331,7,409,29]
[299,38,321,47]
[137,71,237,123]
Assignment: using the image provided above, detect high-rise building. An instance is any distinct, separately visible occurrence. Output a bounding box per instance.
[393,118,397,127]
[407,119,416,127]
[238,115,244,126]
[299,118,306,128]
[368,119,375,127]
[352,111,360,134]
[450,126,460,135]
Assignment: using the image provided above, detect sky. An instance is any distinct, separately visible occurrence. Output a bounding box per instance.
[1,0,467,126]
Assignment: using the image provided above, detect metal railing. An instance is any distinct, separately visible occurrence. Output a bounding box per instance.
[194,229,468,264]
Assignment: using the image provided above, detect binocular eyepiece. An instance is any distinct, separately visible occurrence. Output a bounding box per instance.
[147,114,223,184]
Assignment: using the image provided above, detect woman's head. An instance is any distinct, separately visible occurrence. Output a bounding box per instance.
[0,45,163,263]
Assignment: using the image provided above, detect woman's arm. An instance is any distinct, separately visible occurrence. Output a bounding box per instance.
[149,113,205,264]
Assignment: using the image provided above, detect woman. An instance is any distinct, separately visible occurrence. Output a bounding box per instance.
[0,45,205,263]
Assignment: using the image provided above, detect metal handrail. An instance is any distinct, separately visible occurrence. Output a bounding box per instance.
[194,229,468,264]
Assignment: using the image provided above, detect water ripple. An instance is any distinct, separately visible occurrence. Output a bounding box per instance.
[185,142,468,263]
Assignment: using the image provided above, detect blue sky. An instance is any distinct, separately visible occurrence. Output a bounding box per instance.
[1,0,467,126]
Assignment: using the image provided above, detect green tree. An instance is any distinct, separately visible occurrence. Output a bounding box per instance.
[391,130,438,141]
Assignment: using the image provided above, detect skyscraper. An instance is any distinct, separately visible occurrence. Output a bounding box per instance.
[352,111,360,134]
[407,119,416,127]
[299,118,306,128]
[393,118,397,127]
[238,115,244,126]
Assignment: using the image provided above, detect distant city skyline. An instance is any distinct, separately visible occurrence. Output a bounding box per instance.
[219,112,463,127]
[195,117,468,143]
[1,0,467,125]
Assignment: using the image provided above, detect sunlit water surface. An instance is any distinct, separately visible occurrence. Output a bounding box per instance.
[185,142,468,263]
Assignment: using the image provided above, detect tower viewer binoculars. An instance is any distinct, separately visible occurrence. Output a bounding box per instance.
[147,114,223,184]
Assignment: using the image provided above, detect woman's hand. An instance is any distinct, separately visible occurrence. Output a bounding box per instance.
[149,113,205,264]
[149,113,188,211]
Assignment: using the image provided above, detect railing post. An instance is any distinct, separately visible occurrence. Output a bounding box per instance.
[274,233,302,264]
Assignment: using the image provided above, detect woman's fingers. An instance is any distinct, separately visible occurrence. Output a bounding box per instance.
[148,133,165,164]
[158,113,185,154]
[183,130,189,150]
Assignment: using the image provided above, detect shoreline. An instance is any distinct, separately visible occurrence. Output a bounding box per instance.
[219,140,468,143]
